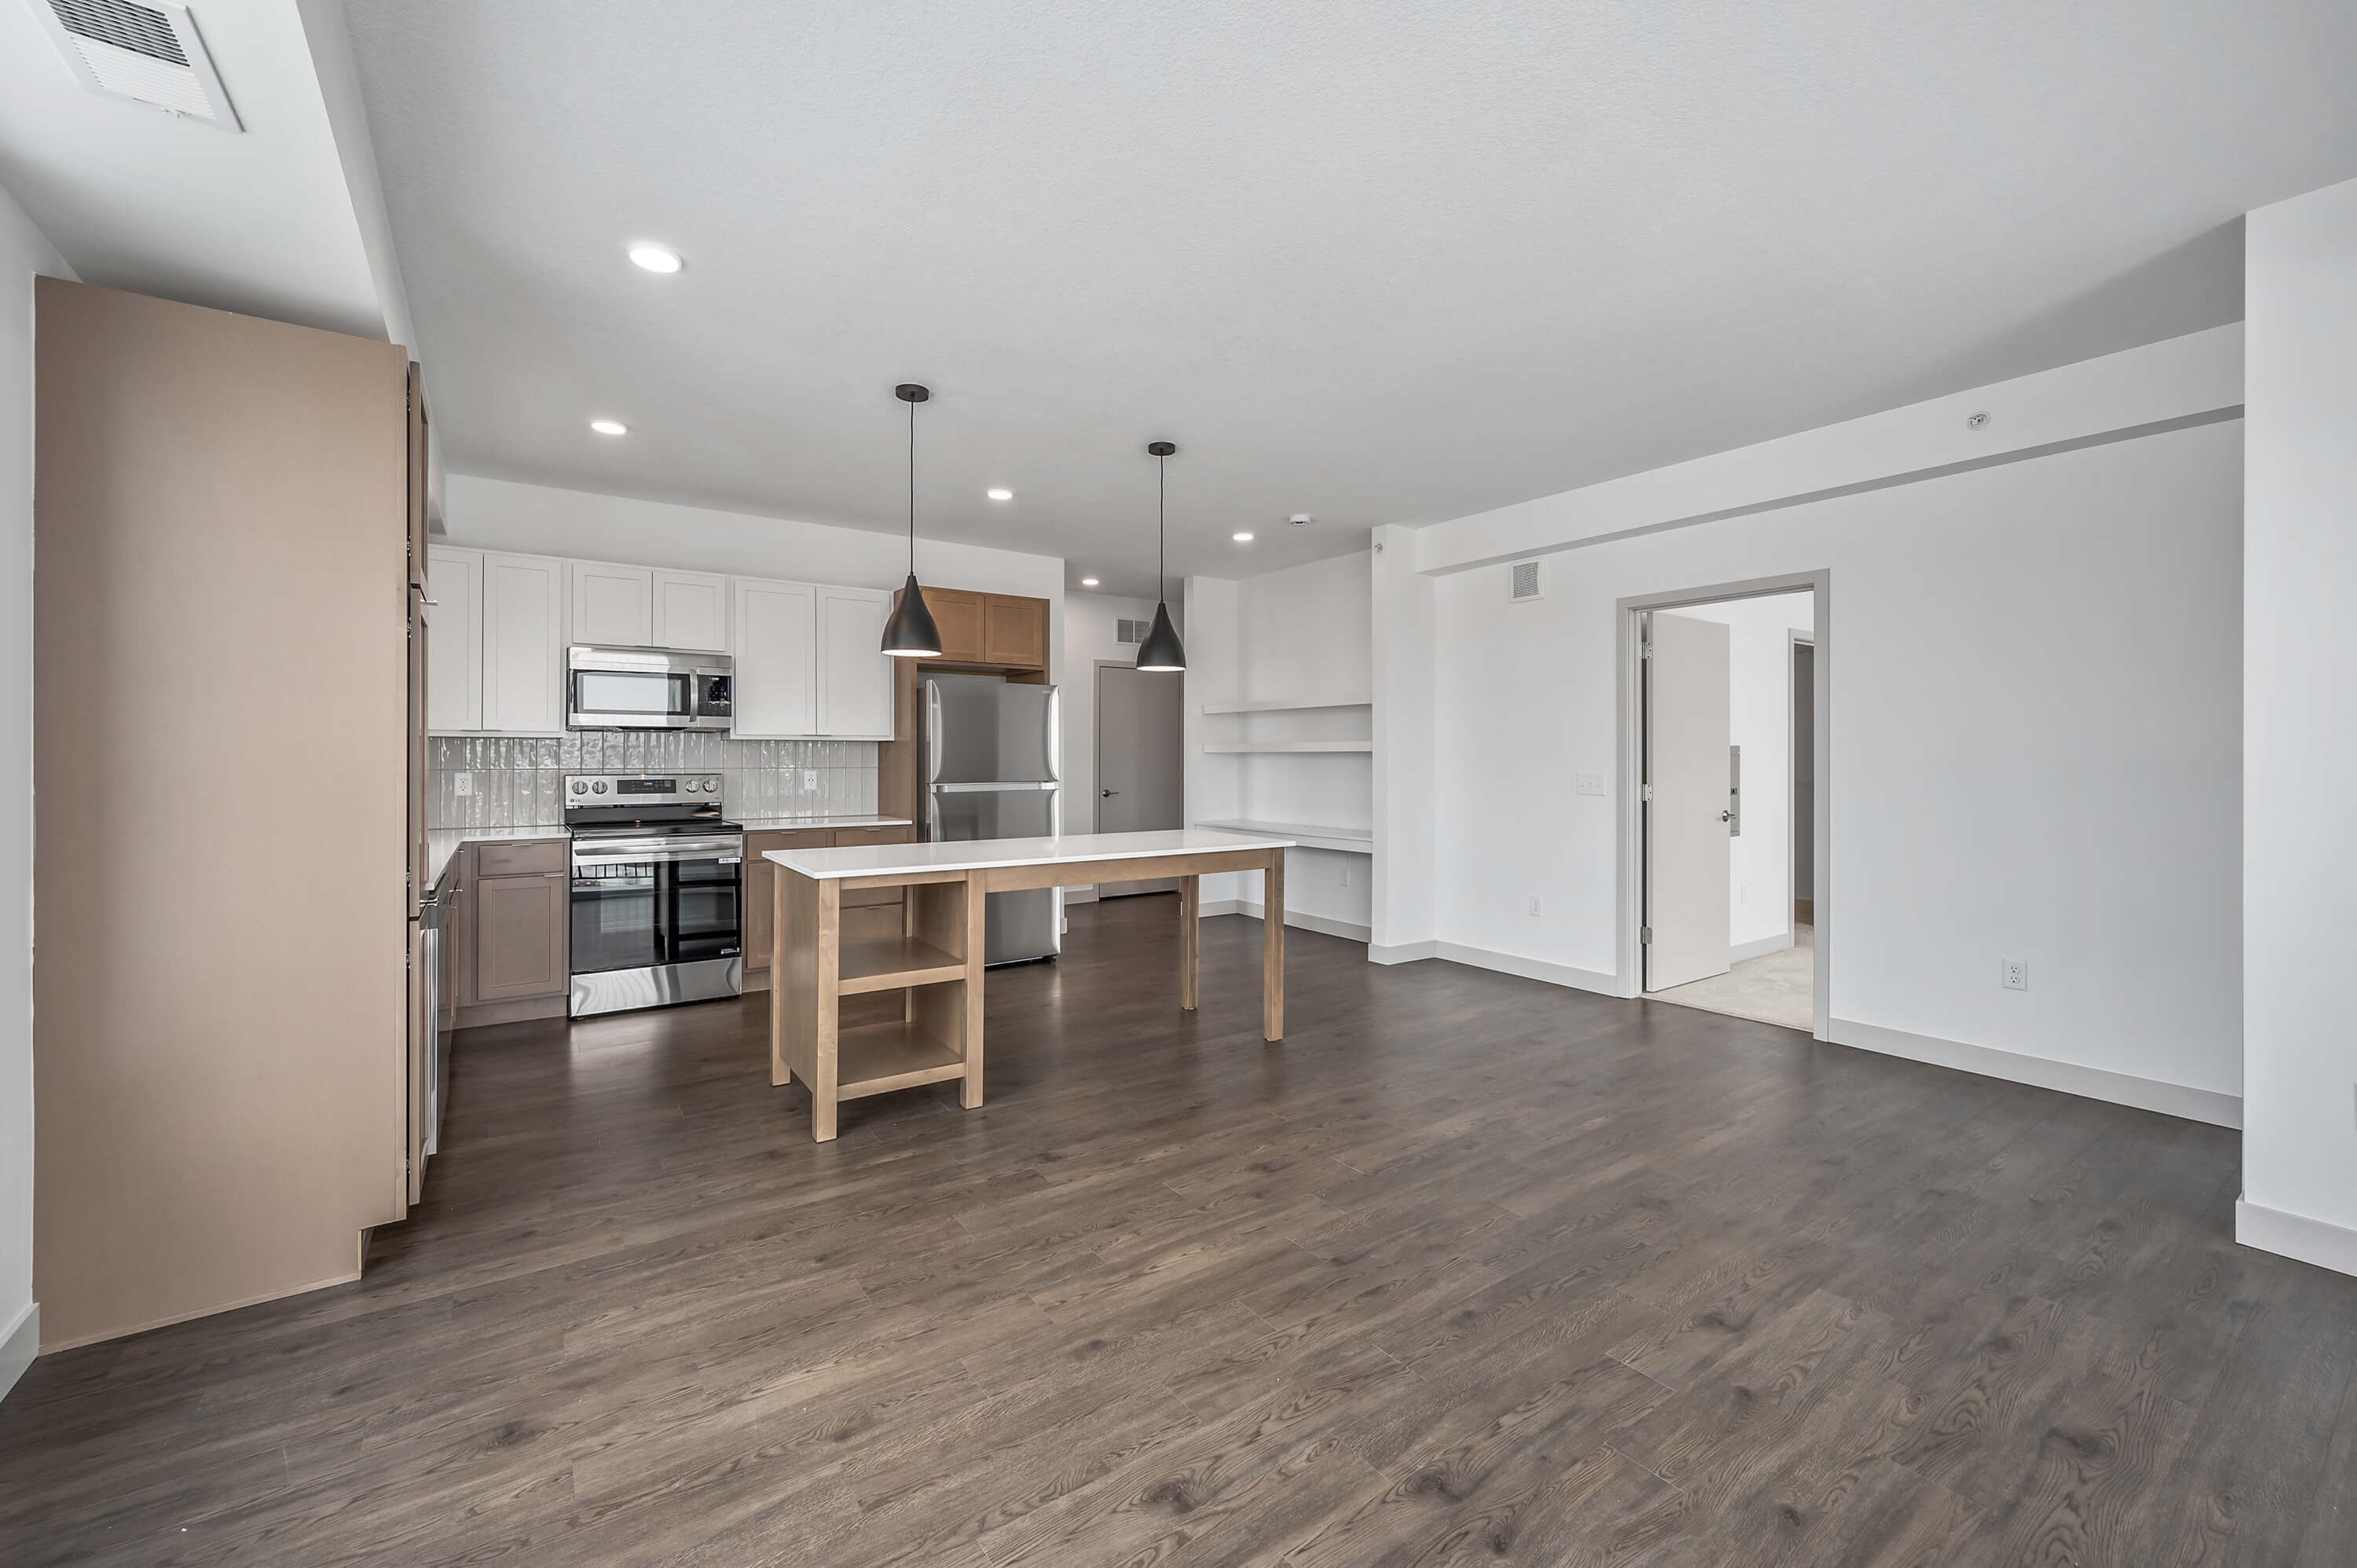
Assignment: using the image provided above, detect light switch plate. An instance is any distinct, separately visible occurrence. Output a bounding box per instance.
[1575,772,1607,797]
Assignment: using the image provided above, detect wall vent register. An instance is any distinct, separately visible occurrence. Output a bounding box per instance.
[1116,618,1149,645]
[1509,559,1545,602]
[35,0,242,129]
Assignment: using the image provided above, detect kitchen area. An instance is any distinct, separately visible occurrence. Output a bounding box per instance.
[413,540,1061,1187]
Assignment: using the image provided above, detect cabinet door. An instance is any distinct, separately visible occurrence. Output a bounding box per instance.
[475,871,569,1001]
[569,560,654,647]
[743,829,834,972]
[984,595,1048,669]
[425,546,483,732]
[816,586,894,738]
[482,552,566,734]
[406,362,430,589]
[652,570,730,652]
[731,577,816,737]
[922,588,984,662]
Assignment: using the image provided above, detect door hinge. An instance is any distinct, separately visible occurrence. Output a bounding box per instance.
[1640,925,1653,944]
[1639,643,1652,659]
[1641,783,1653,802]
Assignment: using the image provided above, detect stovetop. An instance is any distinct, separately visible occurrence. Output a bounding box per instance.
[563,773,740,837]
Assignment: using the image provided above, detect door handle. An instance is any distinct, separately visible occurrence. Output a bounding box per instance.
[1102,789,1119,797]
[1718,810,1732,822]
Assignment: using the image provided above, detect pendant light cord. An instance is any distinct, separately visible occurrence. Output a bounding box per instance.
[907,395,918,575]
[1157,452,1167,597]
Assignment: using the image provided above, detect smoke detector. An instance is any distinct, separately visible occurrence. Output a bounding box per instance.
[1288,514,1313,526]
[35,1,242,131]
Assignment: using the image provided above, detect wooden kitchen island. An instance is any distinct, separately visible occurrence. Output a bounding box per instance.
[764,830,1292,1141]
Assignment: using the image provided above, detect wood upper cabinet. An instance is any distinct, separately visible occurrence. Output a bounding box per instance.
[475,866,569,1002]
[570,560,652,647]
[816,585,893,738]
[426,545,484,732]
[984,595,1048,668]
[731,577,817,737]
[653,570,729,651]
[922,588,985,662]
[893,586,1047,669]
[482,552,566,735]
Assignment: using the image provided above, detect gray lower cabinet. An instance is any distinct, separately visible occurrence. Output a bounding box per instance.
[475,869,570,1002]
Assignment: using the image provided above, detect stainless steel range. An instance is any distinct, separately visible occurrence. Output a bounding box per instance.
[565,773,744,1017]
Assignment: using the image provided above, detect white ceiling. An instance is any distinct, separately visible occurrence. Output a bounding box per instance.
[332,3,2352,595]
[0,0,390,339]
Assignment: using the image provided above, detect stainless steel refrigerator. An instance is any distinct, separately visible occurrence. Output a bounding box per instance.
[922,673,1061,964]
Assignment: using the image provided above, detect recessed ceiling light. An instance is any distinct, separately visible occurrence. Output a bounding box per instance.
[628,244,682,274]
[1232,531,1255,542]
[986,488,1014,501]
[590,418,628,436]
[1080,577,1099,587]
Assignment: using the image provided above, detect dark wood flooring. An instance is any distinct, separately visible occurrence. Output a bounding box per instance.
[5,895,2354,1566]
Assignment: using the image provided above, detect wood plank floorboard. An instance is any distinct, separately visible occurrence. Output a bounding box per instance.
[2,892,2352,1566]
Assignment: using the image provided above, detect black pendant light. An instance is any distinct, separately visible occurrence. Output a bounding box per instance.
[1135,440,1188,672]
[880,383,943,658]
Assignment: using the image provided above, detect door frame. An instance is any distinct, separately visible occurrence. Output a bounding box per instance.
[1788,631,1816,928]
[1616,570,1831,1039]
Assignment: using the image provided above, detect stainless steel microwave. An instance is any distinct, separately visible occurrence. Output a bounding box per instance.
[566,646,734,731]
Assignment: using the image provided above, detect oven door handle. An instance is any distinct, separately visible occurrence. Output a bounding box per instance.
[573,838,745,866]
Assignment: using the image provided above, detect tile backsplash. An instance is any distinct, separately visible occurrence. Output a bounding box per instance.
[428,733,879,829]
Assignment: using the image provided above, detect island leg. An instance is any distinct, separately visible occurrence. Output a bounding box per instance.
[1178,874,1200,1010]
[961,872,985,1108]
[1262,852,1285,1041]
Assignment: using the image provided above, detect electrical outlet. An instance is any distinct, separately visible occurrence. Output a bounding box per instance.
[1575,772,1607,797]
[802,769,819,790]
[1528,895,1542,917]
[453,771,473,797]
[1339,865,1351,888]
[2002,958,2029,991]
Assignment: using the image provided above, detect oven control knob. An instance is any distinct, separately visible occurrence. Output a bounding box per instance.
[688,779,706,793]
[592,781,608,794]
[705,776,721,793]
[570,780,588,795]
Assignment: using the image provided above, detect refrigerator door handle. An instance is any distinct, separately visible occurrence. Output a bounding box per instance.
[925,682,944,786]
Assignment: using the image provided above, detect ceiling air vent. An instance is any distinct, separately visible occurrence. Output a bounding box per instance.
[35,0,242,130]
[1509,559,1544,603]
[1116,618,1149,645]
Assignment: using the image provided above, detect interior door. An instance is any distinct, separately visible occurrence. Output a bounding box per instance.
[1096,664,1183,895]
[1644,610,1732,990]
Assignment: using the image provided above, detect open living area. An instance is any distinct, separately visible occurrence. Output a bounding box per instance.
[2,4,2355,1564]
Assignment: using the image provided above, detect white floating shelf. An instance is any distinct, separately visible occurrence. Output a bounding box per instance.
[1197,819,1374,855]
[1200,740,1373,754]
[1199,696,1373,716]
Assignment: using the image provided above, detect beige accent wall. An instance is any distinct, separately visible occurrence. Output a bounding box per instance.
[34,279,407,1350]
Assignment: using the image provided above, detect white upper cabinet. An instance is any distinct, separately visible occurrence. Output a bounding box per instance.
[731,577,817,738]
[652,570,729,651]
[814,586,894,738]
[482,553,566,735]
[569,560,654,647]
[425,546,484,733]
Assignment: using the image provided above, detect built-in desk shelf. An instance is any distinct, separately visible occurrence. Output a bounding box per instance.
[839,935,966,994]
[834,1020,969,1100]
[1200,696,1373,716]
[1197,819,1373,855]
[1201,740,1373,754]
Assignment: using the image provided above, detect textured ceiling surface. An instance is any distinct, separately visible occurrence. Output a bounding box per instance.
[346,1,2357,592]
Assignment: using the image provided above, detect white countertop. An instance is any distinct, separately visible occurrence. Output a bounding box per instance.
[764,828,1294,881]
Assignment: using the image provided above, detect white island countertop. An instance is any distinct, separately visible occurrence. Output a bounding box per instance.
[765,828,1295,881]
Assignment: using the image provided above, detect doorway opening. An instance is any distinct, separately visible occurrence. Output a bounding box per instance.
[1094,661,1183,896]
[1625,577,1827,1034]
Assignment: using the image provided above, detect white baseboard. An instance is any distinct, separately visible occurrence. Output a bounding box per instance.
[0,1301,35,1408]
[1369,940,1439,965]
[2236,1198,2357,1279]
[1827,1017,2242,1130]
[1731,930,1794,963]
[1431,942,1620,997]
[1204,898,1370,944]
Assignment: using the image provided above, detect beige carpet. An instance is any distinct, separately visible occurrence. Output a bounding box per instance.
[1647,924,1813,1031]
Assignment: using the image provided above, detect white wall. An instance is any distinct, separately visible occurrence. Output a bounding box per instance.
[1061,589,1161,902]
[1392,331,2244,1126]
[1669,592,1816,954]
[1,181,72,1401]
[2242,174,2357,1275]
